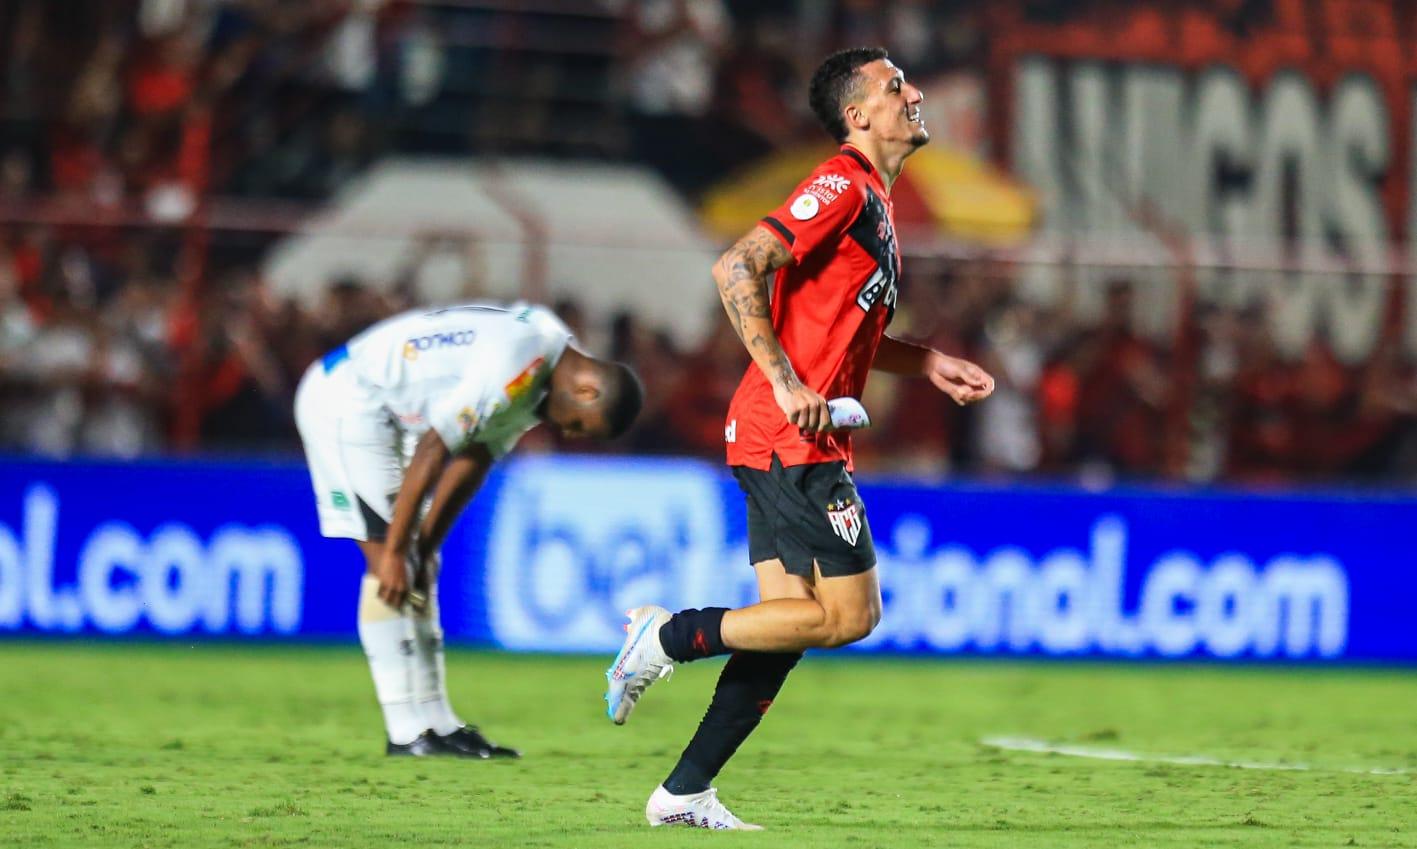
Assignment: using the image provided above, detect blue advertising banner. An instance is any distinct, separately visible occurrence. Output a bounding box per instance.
[2,456,1414,662]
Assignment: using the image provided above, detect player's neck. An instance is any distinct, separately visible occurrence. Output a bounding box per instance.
[550,348,586,393]
[843,140,906,194]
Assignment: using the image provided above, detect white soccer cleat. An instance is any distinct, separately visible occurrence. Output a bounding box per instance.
[605,605,673,725]
[645,785,763,830]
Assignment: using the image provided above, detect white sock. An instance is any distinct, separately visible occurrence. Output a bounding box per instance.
[411,584,464,736]
[357,575,426,745]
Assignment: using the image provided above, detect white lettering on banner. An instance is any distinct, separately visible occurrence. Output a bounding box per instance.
[484,459,754,651]
[860,515,1349,659]
[480,463,1350,656]
[0,484,304,635]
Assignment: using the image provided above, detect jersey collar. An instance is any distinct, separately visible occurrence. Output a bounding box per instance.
[839,144,874,175]
[840,144,887,194]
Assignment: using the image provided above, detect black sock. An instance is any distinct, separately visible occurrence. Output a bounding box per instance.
[662,651,802,795]
[658,607,729,662]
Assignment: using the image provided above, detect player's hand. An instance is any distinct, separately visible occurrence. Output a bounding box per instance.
[407,547,436,615]
[376,550,410,609]
[924,352,994,406]
[773,381,831,433]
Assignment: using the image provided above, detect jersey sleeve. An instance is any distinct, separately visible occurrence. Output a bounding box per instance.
[759,169,866,264]
[426,315,561,458]
[424,321,525,455]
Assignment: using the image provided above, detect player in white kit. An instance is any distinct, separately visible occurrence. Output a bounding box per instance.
[295,302,643,757]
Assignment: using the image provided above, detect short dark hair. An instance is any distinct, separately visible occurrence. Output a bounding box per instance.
[601,362,644,439]
[809,47,889,142]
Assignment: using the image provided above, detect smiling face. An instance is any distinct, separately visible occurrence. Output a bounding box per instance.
[847,59,928,151]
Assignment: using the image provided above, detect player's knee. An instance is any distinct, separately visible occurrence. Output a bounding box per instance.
[822,606,879,648]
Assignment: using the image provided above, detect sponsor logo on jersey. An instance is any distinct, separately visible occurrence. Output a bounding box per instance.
[805,174,850,204]
[330,490,351,510]
[724,419,737,443]
[789,194,820,220]
[505,357,545,401]
[856,267,898,314]
[848,188,900,318]
[825,498,863,546]
[458,407,477,433]
[402,329,476,361]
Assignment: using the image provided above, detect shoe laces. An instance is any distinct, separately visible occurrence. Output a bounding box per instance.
[696,788,742,828]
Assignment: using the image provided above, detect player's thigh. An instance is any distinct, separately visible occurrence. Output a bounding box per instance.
[753,558,816,602]
[335,414,406,540]
[734,459,871,580]
[297,369,401,542]
[789,460,876,580]
[811,561,882,631]
[754,458,877,581]
[295,368,349,525]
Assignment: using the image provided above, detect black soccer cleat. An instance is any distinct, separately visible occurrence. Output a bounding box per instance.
[436,725,521,759]
[386,730,450,757]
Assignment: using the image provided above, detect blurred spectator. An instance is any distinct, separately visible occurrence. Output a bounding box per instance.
[707,14,802,156]
[657,316,742,457]
[614,0,729,120]
[313,277,389,355]
[971,297,1043,474]
[79,309,165,457]
[1073,279,1170,478]
[613,0,732,194]
[172,267,294,452]
[1226,303,1295,483]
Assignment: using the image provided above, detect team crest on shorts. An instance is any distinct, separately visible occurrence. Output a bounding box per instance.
[825,498,862,546]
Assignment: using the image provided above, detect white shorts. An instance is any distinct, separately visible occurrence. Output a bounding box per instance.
[294,361,415,541]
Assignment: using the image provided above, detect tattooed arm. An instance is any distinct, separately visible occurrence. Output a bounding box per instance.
[711,225,832,432]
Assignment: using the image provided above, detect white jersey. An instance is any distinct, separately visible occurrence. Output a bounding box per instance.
[325,302,571,458]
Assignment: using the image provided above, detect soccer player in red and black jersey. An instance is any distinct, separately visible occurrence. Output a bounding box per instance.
[605,47,995,829]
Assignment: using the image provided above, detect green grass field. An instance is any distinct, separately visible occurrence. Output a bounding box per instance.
[2,643,1414,848]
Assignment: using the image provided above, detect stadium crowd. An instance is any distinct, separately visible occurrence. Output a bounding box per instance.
[2,0,1416,486]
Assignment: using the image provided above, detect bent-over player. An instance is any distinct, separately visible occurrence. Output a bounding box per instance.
[297,302,642,757]
[605,47,994,827]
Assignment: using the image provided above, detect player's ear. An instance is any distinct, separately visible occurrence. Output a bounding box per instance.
[844,102,868,133]
[573,382,602,404]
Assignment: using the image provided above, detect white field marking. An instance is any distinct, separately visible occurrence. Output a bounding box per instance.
[981,736,1413,777]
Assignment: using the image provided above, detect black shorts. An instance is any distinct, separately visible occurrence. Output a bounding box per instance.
[731,454,877,579]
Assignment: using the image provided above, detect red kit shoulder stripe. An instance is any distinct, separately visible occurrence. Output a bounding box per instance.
[761,216,795,245]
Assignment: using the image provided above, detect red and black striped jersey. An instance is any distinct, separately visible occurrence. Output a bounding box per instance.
[725,144,900,471]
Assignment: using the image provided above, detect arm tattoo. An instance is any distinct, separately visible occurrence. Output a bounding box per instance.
[715,227,799,389]
[715,228,788,334]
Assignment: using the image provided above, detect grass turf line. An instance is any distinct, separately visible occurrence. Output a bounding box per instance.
[1,643,1415,848]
